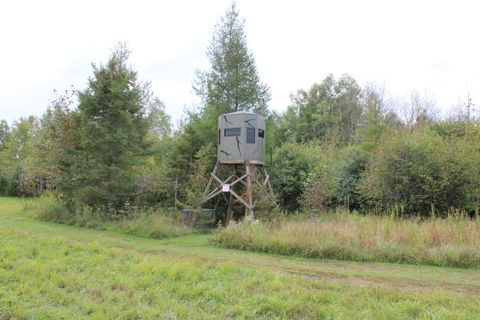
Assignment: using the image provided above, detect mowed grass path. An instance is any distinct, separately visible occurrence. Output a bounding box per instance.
[1,197,480,319]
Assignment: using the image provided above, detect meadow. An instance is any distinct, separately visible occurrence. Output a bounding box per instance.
[211,212,480,268]
[1,197,480,319]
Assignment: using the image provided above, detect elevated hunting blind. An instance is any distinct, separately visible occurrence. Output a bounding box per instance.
[202,111,275,223]
[218,111,266,165]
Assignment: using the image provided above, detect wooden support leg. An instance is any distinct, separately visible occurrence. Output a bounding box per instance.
[262,167,276,201]
[226,192,234,224]
[202,161,219,201]
[245,164,254,221]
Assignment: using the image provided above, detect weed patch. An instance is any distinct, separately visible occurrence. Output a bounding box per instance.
[22,193,193,239]
[211,213,480,268]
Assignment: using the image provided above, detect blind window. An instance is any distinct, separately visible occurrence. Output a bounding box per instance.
[246,128,255,144]
[224,128,241,137]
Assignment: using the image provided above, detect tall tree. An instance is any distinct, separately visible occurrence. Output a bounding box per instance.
[0,120,9,151]
[171,4,271,203]
[402,90,437,132]
[59,44,151,210]
[194,3,271,117]
[147,97,172,139]
[356,84,388,150]
[0,117,40,195]
[278,74,362,145]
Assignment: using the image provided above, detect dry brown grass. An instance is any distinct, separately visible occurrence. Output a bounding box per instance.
[211,212,480,267]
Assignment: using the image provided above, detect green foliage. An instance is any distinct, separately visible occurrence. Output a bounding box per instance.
[361,129,478,216]
[32,88,80,196]
[112,209,192,239]
[23,193,193,239]
[170,4,271,207]
[147,97,172,139]
[278,74,362,145]
[0,117,46,197]
[355,85,392,150]
[194,3,270,116]
[22,191,69,222]
[58,44,151,211]
[0,176,8,195]
[271,143,324,211]
[0,120,9,151]
[135,98,174,207]
[1,9,479,221]
[183,144,216,209]
[335,146,371,210]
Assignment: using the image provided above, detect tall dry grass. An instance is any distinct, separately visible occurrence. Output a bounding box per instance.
[22,192,193,239]
[211,213,480,268]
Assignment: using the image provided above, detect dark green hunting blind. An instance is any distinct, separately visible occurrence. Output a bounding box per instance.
[202,112,274,223]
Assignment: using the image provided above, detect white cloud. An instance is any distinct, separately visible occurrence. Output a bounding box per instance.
[0,0,478,123]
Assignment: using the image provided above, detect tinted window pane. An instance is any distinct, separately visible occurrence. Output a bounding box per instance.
[258,129,265,138]
[224,128,241,137]
[246,128,255,144]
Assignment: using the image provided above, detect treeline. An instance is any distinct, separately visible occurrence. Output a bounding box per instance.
[1,5,478,218]
[269,81,480,217]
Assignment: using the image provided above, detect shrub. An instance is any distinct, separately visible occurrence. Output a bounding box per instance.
[23,191,69,222]
[361,130,476,216]
[0,176,8,195]
[299,171,331,213]
[335,146,370,211]
[271,143,324,211]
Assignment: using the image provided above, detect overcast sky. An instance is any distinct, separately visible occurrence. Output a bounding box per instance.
[0,0,478,124]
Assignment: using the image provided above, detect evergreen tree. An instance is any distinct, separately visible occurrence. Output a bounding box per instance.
[194,3,271,118]
[59,44,151,210]
[171,4,271,203]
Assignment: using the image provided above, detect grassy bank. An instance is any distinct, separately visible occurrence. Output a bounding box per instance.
[22,193,193,239]
[2,197,480,319]
[211,213,480,268]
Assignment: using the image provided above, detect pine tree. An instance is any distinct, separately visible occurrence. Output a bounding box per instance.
[59,44,150,210]
[171,4,271,204]
[194,3,271,117]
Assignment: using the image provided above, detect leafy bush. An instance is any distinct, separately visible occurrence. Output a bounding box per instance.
[335,146,370,210]
[299,171,331,213]
[0,176,8,195]
[271,143,324,211]
[361,130,477,216]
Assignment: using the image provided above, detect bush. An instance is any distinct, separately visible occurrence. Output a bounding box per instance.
[5,172,19,196]
[271,143,324,211]
[361,130,476,216]
[299,171,331,213]
[335,146,370,211]
[0,176,8,195]
[22,191,69,222]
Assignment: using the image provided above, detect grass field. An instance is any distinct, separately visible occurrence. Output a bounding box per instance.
[1,197,480,319]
